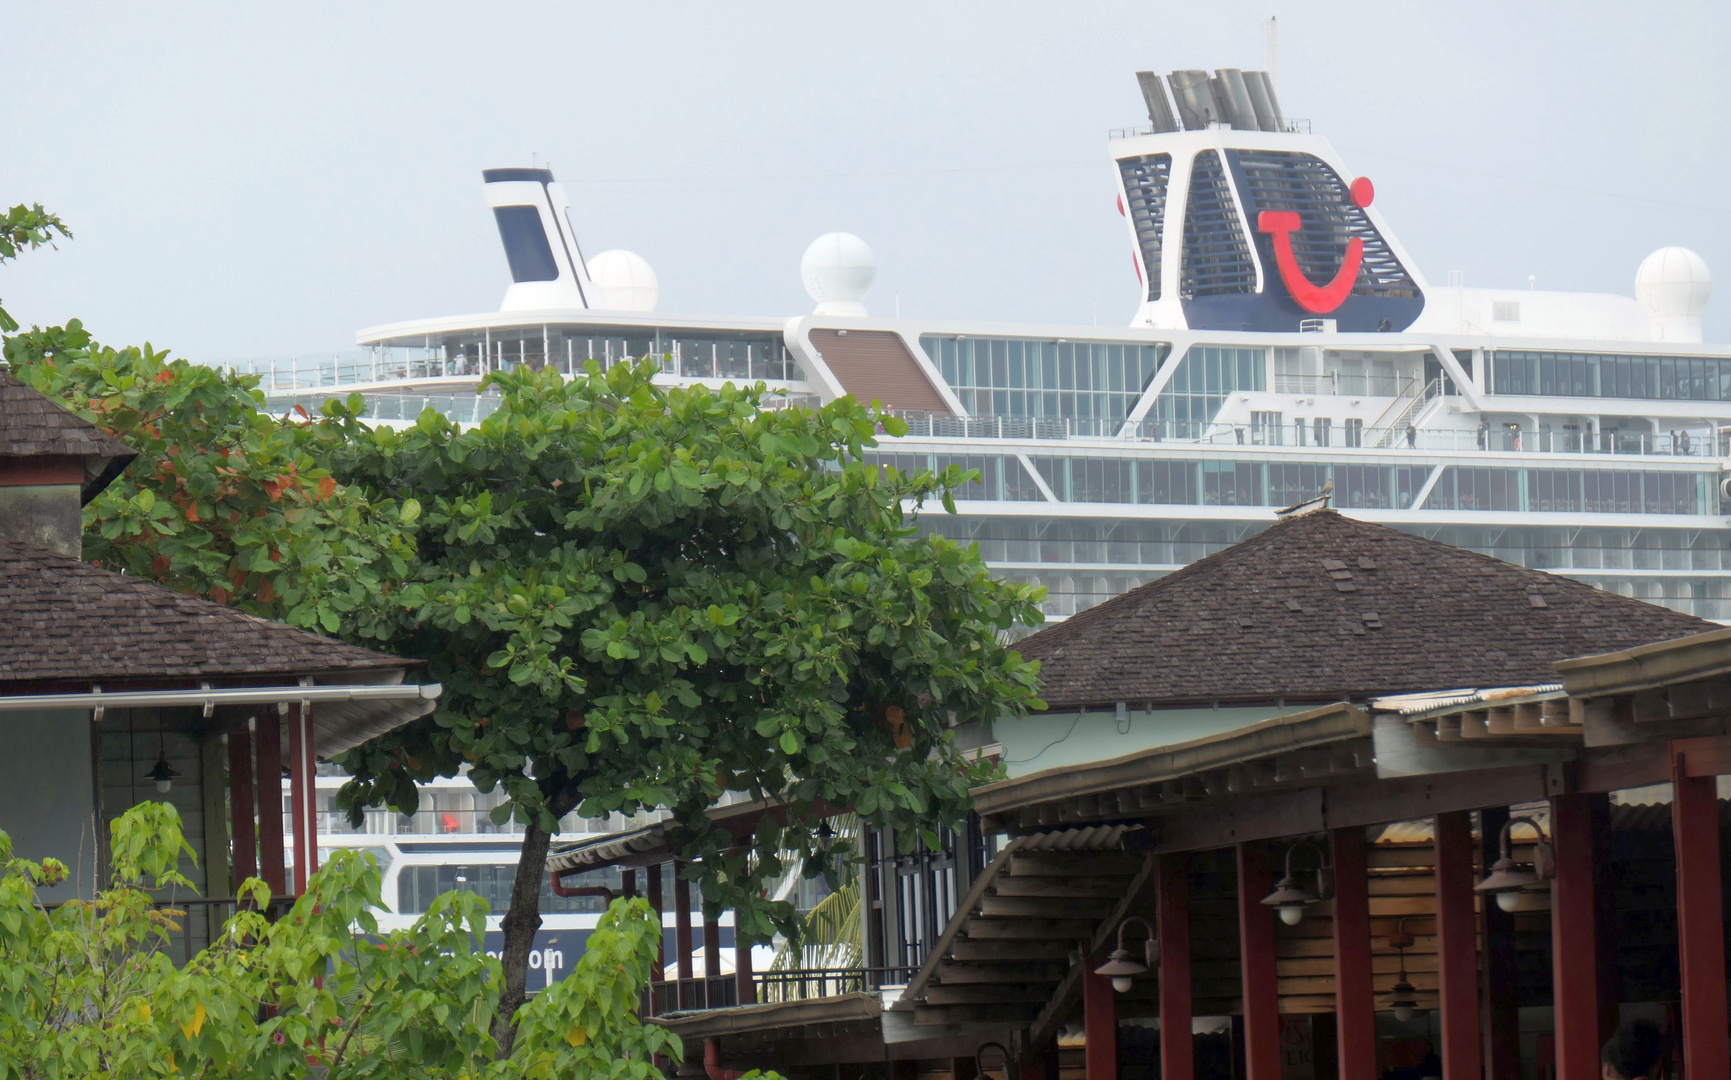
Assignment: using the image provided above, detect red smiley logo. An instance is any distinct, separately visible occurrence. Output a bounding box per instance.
[1257,176,1374,314]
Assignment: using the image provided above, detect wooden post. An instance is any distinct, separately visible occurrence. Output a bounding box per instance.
[227,721,257,885]
[621,868,636,899]
[675,862,695,1009]
[647,862,665,972]
[735,916,755,1005]
[1550,794,1614,1080]
[1433,811,1482,1080]
[703,914,722,979]
[254,708,286,896]
[1478,807,1521,1080]
[1236,842,1280,1080]
[1158,854,1194,1080]
[1331,828,1376,1080]
[1082,960,1118,1080]
[285,701,318,895]
[1671,741,1730,1079]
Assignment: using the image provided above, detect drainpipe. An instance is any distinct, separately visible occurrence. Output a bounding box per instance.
[705,1039,745,1080]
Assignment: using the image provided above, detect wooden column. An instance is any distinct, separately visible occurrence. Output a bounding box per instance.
[703,914,722,979]
[1478,807,1521,1080]
[646,862,665,972]
[1158,854,1194,1080]
[674,862,695,1008]
[1236,842,1280,1080]
[1331,827,1377,1080]
[1082,960,1118,1080]
[1550,794,1614,1080]
[286,701,318,895]
[1433,811,1482,1080]
[226,721,257,884]
[734,916,755,1005]
[621,868,636,899]
[254,707,286,896]
[1671,740,1730,1079]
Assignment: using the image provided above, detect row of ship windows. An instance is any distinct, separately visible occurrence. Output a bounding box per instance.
[922,518,1731,573]
[866,452,1716,516]
[1491,351,1731,402]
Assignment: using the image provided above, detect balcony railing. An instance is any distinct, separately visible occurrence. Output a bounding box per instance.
[646,966,919,1015]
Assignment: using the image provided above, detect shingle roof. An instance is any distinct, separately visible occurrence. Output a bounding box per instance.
[1015,508,1715,708]
[0,536,412,685]
[0,369,137,501]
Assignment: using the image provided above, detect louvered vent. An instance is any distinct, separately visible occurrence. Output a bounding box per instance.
[1231,150,1419,299]
[1118,154,1172,302]
[1180,150,1256,299]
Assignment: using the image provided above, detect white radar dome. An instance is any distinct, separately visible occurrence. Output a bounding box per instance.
[801,232,875,317]
[1635,246,1710,343]
[587,249,659,313]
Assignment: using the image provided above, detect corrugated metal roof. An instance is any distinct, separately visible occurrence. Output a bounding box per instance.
[1380,684,1564,719]
[546,823,668,872]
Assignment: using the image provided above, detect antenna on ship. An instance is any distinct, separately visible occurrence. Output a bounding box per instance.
[1262,16,1279,93]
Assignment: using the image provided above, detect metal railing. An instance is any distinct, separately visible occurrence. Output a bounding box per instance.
[647,966,919,1014]
[1109,117,1310,139]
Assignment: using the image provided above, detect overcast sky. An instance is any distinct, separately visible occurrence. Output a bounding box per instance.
[4,1,1728,361]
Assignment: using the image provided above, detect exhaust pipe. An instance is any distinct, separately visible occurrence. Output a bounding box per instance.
[481,167,598,312]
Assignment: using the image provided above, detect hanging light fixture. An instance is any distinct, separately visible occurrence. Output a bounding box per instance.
[1385,921,1424,1022]
[1260,841,1329,925]
[1474,815,1554,912]
[1093,915,1159,993]
[144,725,178,794]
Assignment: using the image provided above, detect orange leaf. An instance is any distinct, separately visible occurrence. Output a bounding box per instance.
[317,477,336,501]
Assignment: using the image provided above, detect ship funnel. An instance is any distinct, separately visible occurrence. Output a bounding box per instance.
[481,167,599,312]
[1213,69,1260,131]
[1167,70,1221,130]
[1242,71,1284,132]
[1135,71,1180,133]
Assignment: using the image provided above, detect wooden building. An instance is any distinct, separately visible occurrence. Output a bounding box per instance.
[609,509,1731,1080]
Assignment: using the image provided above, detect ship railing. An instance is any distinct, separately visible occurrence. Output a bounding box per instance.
[212,350,801,395]
[1109,118,1310,139]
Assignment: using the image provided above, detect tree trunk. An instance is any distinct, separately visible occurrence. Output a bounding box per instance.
[492,815,555,1057]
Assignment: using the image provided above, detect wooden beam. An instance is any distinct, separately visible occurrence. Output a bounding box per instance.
[1671,740,1730,1079]
[255,707,286,896]
[1009,852,1145,877]
[1332,827,1376,1080]
[1159,854,1193,1080]
[963,919,1098,940]
[1237,843,1280,1080]
[991,877,1130,899]
[948,940,1076,963]
[976,896,1118,920]
[922,984,1054,1006]
[1083,962,1117,1080]
[935,961,1065,984]
[1433,812,1481,1080]
[915,1004,1039,1026]
[1550,794,1613,1080]
[226,719,257,885]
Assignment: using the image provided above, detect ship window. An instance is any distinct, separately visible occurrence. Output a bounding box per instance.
[920,335,1169,436]
[1491,350,1731,402]
[492,205,560,283]
[1492,301,1520,322]
[1423,465,1708,515]
[1147,345,1266,439]
[864,452,1045,502]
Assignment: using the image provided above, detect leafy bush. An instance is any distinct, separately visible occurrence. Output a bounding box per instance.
[0,802,709,1079]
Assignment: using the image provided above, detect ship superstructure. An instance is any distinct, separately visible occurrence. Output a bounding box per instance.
[237,70,1727,971]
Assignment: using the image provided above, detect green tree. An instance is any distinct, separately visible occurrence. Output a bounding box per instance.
[5,321,410,633]
[0,802,694,1079]
[0,203,70,332]
[322,361,1045,1046]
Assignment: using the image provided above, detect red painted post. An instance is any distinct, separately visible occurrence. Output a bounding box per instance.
[1158,854,1194,1080]
[674,862,695,1008]
[1478,807,1520,1080]
[1236,842,1281,1080]
[703,914,722,979]
[1331,828,1376,1080]
[1550,794,1612,1080]
[1433,811,1482,1080]
[1671,741,1730,1079]
[255,707,286,896]
[1082,960,1118,1080]
[735,917,756,1005]
[227,721,257,885]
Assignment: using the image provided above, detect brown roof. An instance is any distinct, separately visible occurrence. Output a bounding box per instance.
[1016,508,1715,708]
[807,329,950,412]
[0,536,412,685]
[0,369,137,501]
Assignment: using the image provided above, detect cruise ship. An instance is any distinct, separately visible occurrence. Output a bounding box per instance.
[249,66,1724,980]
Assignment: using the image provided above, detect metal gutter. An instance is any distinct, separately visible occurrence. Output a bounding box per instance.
[0,682,441,713]
[1554,627,1731,697]
[971,701,1370,817]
